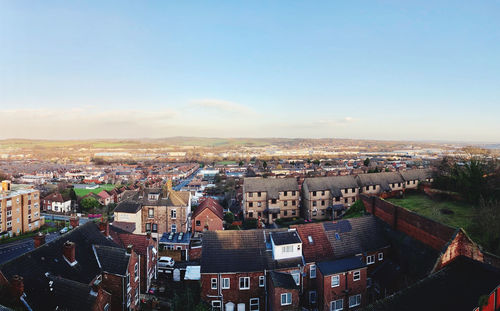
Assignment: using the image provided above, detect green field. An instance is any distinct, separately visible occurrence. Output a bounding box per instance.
[74,184,117,197]
[386,194,475,231]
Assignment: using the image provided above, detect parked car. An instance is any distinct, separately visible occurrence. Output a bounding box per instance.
[59,227,69,235]
[158,256,175,268]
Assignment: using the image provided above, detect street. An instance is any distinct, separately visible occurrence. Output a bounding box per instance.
[0,232,59,265]
[173,168,200,191]
[41,213,91,225]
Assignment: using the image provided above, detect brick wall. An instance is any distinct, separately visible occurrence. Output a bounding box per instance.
[318,267,367,311]
[432,229,484,272]
[360,195,455,251]
[269,284,300,311]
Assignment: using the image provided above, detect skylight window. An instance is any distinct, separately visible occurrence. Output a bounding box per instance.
[308,236,314,244]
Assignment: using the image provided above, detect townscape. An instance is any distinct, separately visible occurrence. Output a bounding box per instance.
[0,141,499,310]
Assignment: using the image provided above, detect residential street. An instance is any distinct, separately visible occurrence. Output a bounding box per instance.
[0,232,59,265]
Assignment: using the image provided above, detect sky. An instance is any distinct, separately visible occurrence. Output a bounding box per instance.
[1,1,500,142]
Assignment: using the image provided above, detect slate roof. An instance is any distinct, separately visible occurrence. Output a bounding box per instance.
[93,244,131,276]
[356,172,404,191]
[269,271,299,289]
[364,256,500,311]
[399,169,433,182]
[271,231,301,245]
[0,222,118,310]
[160,232,191,245]
[201,229,302,273]
[192,197,224,220]
[123,188,190,207]
[317,256,366,275]
[243,177,299,199]
[304,175,358,197]
[110,221,136,233]
[114,200,142,213]
[324,217,390,259]
[47,275,99,311]
[42,192,69,203]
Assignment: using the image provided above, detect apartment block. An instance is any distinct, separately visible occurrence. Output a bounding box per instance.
[243,177,300,224]
[0,180,42,237]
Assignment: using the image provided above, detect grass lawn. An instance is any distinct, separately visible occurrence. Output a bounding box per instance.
[74,184,117,197]
[386,194,476,231]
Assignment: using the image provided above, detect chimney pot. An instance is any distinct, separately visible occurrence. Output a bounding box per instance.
[63,241,76,264]
[33,232,46,248]
[99,221,109,237]
[10,275,24,299]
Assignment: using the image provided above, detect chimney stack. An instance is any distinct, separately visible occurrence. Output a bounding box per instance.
[10,275,24,299]
[1,180,11,191]
[126,244,133,255]
[99,221,109,237]
[63,241,76,265]
[33,232,46,248]
[69,215,80,228]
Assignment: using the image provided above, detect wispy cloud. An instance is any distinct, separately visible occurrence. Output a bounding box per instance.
[190,99,253,114]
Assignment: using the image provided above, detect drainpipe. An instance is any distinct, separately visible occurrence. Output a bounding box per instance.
[264,270,268,311]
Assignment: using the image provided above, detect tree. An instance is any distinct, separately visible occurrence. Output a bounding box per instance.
[312,159,320,166]
[238,160,244,167]
[80,197,100,211]
[262,161,267,169]
[224,212,235,225]
[364,158,370,166]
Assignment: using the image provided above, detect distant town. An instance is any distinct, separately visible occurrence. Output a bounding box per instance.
[0,138,498,310]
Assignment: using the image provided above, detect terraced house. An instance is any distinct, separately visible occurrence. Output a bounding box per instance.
[243,178,300,224]
[302,175,359,220]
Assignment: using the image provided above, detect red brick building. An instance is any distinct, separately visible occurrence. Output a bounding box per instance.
[191,197,224,232]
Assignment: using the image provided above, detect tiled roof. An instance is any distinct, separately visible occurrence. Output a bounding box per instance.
[109,227,151,256]
[271,231,301,245]
[269,271,299,289]
[324,217,390,259]
[0,222,118,310]
[201,229,301,273]
[317,256,366,275]
[292,222,334,263]
[399,169,433,181]
[42,192,68,203]
[304,175,358,195]
[243,177,299,199]
[356,172,404,188]
[93,245,131,276]
[192,197,224,220]
[365,256,500,311]
[114,200,141,213]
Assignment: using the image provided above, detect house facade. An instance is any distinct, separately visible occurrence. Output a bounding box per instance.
[243,177,300,224]
[191,197,224,232]
[42,192,71,213]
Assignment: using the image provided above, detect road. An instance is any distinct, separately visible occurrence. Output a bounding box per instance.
[41,213,91,225]
[0,231,59,265]
[173,169,201,191]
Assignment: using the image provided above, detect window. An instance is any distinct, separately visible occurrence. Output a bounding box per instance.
[282,245,293,253]
[127,293,131,307]
[211,300,222,311]
[331,299,343,311]
[378,252,383,261]
[259,275,265,287]
[258,192,261,197]
[249,212,254,218]
[148,208,154,218]
[145,223,151,232]
[284,191,288,196]
[349,294,361,307]
[126,274,130,290]
[211,278,218,289]
[284,201,288,207]
[222,278,230,289]
[312,210,317,216]
[292,210,296,216]
[309,291,317,304]
[6,210,11,217]
[171,224,177,233]
[250,298,259,311]
[196,220,201,226]
[249,202,253,208]
[312,201,317,207]
[103,304,110,311]
[291,271,300,285]
[257,202,261,207]
[152,223,158,232]
[171,209,177,219]
[352,187,356,193]
[271,199,277,204]
[249,192,253,197]
[239,277,250,290]
[134,263,139,281]
[321,191,325,196]
[353,270,360,281]
[292,191,296,196]
[135,290,139,304]
[331,275,340,287]
[281,293,292,306]
[7,221,12,227]
[366,255,375,265]
[310,264,316,279]
[312,191,317,196]
[321,200,325,206]
[292,200,296,206]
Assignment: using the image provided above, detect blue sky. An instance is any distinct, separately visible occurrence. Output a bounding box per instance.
[1,1,499,142]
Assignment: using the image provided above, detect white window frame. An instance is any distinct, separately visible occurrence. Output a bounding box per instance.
[171,224,177,233]
[211,300,222,311]
[349,294,361,307]
[331,299,343,311]
[331,275,340,287]
[378,252,383,261]
[353,270,360,281]
[366,255,375,265]
[282,245,294,253]
[258,275,265,287]
[134,263,139,281]
[250,298,259,311]
[310,264,316,279]
[211,278,218,290]
[221,278,230,289]
[239,277,250,290]
[280,293,292,306]
[171,209,177,219]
